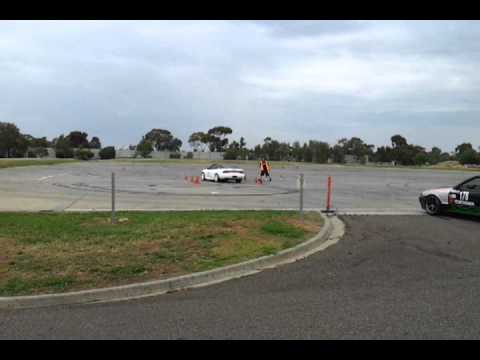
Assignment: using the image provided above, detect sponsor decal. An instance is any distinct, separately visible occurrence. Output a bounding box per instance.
[454,200,475,207]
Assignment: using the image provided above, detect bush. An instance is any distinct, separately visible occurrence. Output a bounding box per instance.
[169,152,181,159]
[414,152,429,166]
[55,147,74,159]
[458,149,480,165]
[35,148,49,158]
[185,152,194,159]
[75,148,94,161]
[99,146,116,160]
[27,148,49,158]
[135,138,154,158]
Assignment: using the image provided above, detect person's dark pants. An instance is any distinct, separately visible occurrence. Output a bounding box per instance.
[260,170,271,181]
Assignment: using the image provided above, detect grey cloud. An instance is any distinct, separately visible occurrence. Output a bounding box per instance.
[0,20,479,152]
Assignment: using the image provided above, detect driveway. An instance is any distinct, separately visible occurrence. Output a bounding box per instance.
[1,214,480,339]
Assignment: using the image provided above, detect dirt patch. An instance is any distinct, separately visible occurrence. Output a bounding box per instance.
[285,217,322,233]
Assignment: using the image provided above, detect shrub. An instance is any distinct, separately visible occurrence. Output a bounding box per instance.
[169,152,181,159]
[55,135,74,158]
[135,138,154,158]
[99,146,116,160]
[55,147,74,159]
[185,152,194,159]
[27,148,49,158]
[458,149,480,165]
[34,148,49,158]
[414,152,429,166]
[75,148,94,161]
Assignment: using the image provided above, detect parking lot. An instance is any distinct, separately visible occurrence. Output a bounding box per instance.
[0,161,474,212]
[2,161,480,339]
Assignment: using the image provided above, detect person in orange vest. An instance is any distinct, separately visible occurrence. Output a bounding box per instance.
[259,158,272,182]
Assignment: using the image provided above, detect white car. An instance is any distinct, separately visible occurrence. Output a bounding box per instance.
[201,164,246,183]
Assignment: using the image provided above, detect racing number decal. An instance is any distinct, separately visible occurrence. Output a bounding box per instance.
[460,191,470,201]
[454,191,475,208]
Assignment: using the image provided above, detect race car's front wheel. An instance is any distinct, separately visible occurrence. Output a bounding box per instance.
[201,173,206,181]
[214,174,220,183]
[425,196,441,215]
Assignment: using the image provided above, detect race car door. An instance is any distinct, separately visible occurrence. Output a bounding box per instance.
[456,177,480,214]
[205,164,218,180]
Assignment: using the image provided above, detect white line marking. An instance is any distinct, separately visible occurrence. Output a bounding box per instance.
[38,173,68,182]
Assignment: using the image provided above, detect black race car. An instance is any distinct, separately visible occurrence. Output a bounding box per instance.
[447,176,480,217]
[419,176,480,216]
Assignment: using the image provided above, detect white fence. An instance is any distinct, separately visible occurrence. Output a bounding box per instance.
[99,149,225,161]
[8,147,225,161]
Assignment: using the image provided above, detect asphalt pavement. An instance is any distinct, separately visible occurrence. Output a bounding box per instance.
[0,161,474,211]
[2,214,480,339]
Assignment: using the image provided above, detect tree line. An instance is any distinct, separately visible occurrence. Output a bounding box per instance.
[0,122,115,160]
[133,126,233,158]
[2,121,480,165]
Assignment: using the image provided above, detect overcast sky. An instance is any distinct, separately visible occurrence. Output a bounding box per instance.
[1,20,479,152]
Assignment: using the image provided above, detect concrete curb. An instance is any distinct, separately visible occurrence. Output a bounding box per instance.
[0,213,344,310]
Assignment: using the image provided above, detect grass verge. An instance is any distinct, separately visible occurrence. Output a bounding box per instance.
[0,159,79,170]
[0,211,323,296]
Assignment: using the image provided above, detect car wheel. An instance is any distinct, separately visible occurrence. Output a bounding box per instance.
[214,174,220,183]
[236,179,242,184]
[425,196,442,215]
[201,173,206,181]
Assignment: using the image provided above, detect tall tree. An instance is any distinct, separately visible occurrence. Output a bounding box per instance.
[54,135,74,158]
[292,141,303,162]
[67,131,90,148]
[309,140,330,164]
[391,134,408,148]
[0,122,22,158]
[188,132,208,152]
[458,149,480,165]
[374,146,393,163]
[455,143,474,159]
[341,137,374,162]
[427,147,443,165]
[89,136,102,149]
[136,136,154,158]
[207,126,233,152]
[145,129,182,151]
[239,137,246,150]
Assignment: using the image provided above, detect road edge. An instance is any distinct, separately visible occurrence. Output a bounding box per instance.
[0,213,344,310]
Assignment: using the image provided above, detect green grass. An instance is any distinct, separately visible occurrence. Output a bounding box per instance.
[0,159,79,170]
[0,211,323,296]
[261,221,306,238]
